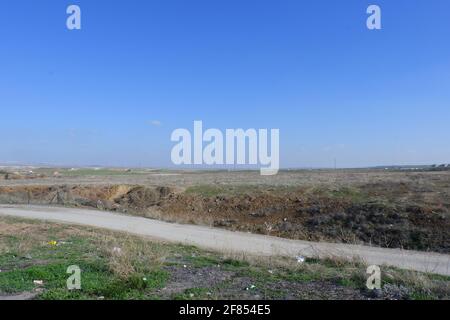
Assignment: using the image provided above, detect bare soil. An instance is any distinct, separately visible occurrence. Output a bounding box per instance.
[159,265,371,300]
[0,169,448,253]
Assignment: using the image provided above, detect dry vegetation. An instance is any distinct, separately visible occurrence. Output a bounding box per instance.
[0,169,448,253]
[0,216,448,300]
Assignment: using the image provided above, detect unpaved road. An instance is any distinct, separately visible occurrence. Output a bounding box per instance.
[1,205,449,276]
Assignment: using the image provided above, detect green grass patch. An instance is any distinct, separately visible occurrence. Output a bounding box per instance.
[1,217,448,300]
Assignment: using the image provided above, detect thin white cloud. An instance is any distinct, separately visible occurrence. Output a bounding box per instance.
[148,120,162,127]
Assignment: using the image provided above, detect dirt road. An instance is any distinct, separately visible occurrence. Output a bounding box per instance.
[1,205,449,276]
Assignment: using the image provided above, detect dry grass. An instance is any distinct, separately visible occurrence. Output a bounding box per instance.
[0,221,50,256]
[0,216,167,280]
[1,169,449,253]
[383,268,450,298]
[1,216,449,299]
[92,233,168,279]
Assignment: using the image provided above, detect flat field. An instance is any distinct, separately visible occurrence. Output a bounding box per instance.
[0,168,449,300]
[1,168,448,252]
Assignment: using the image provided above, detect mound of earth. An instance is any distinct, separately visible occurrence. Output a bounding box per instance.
[0,184,448,253]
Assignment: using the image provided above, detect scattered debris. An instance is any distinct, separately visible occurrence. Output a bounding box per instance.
[382,284,411,300]
[296,255,305,263]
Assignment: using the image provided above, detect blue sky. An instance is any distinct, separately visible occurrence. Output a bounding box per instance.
[1,0,449,168]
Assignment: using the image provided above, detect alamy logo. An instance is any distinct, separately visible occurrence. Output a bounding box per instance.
[66,5,81,30]
[367,5,382,30]
[67,265,81,290]
[65,5,380,31]
[366,265,381,290]
[171,121,280,175]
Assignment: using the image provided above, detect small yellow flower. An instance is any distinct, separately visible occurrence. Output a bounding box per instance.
[48,240,58,246]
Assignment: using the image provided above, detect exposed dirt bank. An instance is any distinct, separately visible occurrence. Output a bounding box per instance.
[0,184,448,253]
